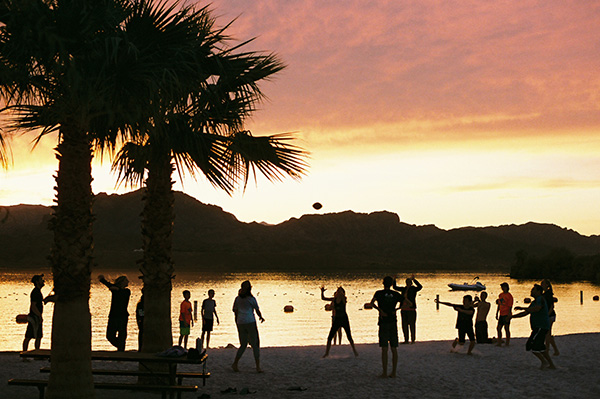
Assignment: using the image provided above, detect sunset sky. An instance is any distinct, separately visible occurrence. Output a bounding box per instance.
[1,0,600,235]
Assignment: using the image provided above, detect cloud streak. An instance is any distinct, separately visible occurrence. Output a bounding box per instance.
[446,177,600,193]
[210,0,600,148]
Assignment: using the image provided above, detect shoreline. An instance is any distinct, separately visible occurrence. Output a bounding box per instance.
[2,332,599,398]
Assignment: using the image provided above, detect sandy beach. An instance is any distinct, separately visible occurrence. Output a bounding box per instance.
[2,333,599,399]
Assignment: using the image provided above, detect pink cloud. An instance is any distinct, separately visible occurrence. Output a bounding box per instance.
[198,1,600,144]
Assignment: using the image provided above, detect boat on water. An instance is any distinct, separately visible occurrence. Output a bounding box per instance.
[448,277,486,291]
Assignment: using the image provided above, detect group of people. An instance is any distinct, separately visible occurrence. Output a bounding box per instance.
[436,279,559,369]
[22,274,561,374]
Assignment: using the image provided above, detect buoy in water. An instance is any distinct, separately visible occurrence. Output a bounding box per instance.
[284,305,294,313]
[593,295,599,301]
[364,303,373,309]
[524,298,531,304]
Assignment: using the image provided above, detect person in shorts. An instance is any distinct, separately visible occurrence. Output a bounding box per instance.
[495,282,513,346]
[370,276,405,378]
[178,290,193,348]
[200,289,219,349]
[510,284,556,369]
[23,274,55,351]
[436,295,476,355]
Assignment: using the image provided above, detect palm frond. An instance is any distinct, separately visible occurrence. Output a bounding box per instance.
[223,130,308,190]
[111,140,150,188]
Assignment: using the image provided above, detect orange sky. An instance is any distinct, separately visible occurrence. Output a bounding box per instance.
[2,0,600,235]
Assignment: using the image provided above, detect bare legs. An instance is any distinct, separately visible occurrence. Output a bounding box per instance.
[380,347,398,378]
[232,322,262,373]
[178,334,189,348]
[546,330,559,356]
[323,321,358,357]
[22,337,41,352]
[452,338,475,355]
[200,331,211,349]
[533,351,556,369]
[496,324,510,346]
[333,328,342,345]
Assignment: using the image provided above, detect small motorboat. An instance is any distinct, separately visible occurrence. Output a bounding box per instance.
[448,277,486,291]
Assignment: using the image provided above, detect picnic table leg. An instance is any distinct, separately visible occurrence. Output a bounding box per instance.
[169,363,177,399]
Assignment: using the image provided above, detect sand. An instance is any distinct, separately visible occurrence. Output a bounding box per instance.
[2,333,599,399]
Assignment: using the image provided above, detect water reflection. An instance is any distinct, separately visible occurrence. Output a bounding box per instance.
[1,271,598,351]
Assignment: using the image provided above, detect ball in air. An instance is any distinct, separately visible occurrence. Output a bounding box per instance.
[312,202,322,210]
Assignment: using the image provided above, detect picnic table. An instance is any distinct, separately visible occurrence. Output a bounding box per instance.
[8,349,209,399]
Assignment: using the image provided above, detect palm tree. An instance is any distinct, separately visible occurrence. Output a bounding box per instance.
[0,0,237,396]
[0,2,128,396]
[111,2,307,354]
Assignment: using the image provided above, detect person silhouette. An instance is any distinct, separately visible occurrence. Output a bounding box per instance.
[232,281,264,373]
[98,274,130,351]
[321,286,358,358]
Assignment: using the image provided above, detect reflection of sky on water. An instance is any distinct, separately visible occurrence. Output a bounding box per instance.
[1,271,599,351]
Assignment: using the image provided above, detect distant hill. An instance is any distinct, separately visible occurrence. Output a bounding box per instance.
[1,190,599,273]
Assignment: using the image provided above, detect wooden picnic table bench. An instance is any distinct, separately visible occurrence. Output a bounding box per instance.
[10,349,209,399]
[39,364,210,385]
[8,378,198,399]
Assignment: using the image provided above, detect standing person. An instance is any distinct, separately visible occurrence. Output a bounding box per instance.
[495,282,513,347]
[370,276,405,378]
[393,275,422,343]
[232,281,264,373]
[200,289,220,349]
[98,275,130,351]
[135,294,145,351]
[321,286,359,358]
[435,295,476,355]
[178,290,193,348]
[541,279,559,356]
[473,292,492,343]
[23,274,55,351]
[510,284,556,369]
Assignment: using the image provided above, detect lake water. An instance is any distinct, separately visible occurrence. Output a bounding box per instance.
[1,271,599,352]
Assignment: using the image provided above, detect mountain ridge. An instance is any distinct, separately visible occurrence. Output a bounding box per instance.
[1,190,599,272]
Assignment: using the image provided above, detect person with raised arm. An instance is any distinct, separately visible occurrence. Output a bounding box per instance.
[393,275,422,343]
[435,295,476,355]
[321,286,358,358]
[473,291,492,343]
[98,274,130,351]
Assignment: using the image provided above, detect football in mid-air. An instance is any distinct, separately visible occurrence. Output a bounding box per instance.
[312,202,322,210]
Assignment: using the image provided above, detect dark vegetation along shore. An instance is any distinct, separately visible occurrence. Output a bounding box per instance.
[510,248,600,283]
[2,190,599,276]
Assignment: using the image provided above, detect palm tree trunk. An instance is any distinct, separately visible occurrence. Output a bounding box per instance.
[140,153,175,353]
[47,126,94,399]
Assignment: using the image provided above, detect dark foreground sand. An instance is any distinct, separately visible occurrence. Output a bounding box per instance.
[2,333,599,399]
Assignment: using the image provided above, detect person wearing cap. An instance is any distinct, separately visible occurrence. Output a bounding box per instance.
[495,282,513,347]
[23,274,55,351]
[98,274,131,351]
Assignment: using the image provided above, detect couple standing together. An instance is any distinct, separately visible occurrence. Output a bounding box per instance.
[370,275,423,378]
